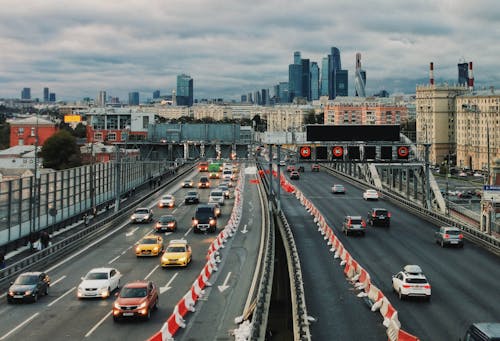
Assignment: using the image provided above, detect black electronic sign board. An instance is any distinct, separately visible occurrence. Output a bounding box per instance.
[307,125,400,142]
[364,146,376,160]
[347,146,361,160]
[381,146,393,160]
[315,146,328,160]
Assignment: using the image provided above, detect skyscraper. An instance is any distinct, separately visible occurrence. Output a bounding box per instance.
[327,47,348,99]
[334,70,348,97]
[97,90,106,107]
[128,92,140,105]
[288,51,303,102]
[301,59,311,101]
[320,57,329,97]
[176,74,193,106]
[49,93,56,102]
[21,88,31,100]
[458,62,469,86]
[261,89,269,106]
[279,82,289,103]
[43,87,49,102]
[310,62,320,100]
[354,53,366,97]
[294,51,301,65]
[153,90,160,99]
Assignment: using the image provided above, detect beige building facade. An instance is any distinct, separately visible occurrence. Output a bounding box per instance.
[265,105,310,132]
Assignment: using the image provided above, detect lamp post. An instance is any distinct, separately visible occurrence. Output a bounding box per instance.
[31,113,40,237]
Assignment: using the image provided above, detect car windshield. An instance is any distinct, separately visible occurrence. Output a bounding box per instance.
[375,210,388,215]
[405,278,428,284]
[159,216,174,223]
[140,238,158,244]
[166,246,186,252]
[211,192,223,197]
[14,274,38,285]
[120,287,147,298]
[162,196,172,200]
[446,229,461,235]
[367,190,377,194]
[86,272,108,280]
[184,180,191,183]
[187,191,197,196]
[135,209,149,214]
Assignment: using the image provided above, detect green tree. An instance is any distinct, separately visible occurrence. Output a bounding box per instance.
[40,130,82,170]
[0,120,9,149]
[73,122,87,138]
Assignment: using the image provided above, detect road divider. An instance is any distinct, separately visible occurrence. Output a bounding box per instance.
[148,165,246,341]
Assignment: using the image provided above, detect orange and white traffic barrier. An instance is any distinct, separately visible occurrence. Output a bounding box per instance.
[192,276,206,296]
[379,297,399,328]
[369,288,385,312]
[355,268,371,293]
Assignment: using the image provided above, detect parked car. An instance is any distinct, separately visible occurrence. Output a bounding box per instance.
[290,171,300,180]
[342,215,367,236]
[435,226,464,248]
[367,208,391,227]
[155,215,177,232]
[161,239,192,267]
[363,189,379,200]
[311,164,320,172]
[392,265,431,301]
[112,280,158,321]
[158,194,175,208]
[184,191,200,204]
[332,184,346,194]
[131,207,153,223]
[182,179,194,188]
[7,272,50,303]
[135,235,164,257]
[77,267,121,299]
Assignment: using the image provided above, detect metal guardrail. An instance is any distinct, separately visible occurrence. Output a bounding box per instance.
[323,164,500,257]
[0,164,197,287]
[256,162,312,340]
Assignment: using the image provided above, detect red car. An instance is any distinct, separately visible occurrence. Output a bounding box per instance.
[286,165,296,172]
[112,281,159,321]
[311,164,320,172]
[290,171,300,180]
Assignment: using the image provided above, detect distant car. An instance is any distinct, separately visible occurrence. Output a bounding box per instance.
[209,189,225,206]
[367,208,391,227]
[332,184,346,194]
[184,191,200,204]
[297,166,305,172]
[435,226,464,248]
[363,189,379,200]
[392,265,431,301]
[158,194,175,208]
[155,215,177,232]
[198,176,211,189]
[135,235,164,257]
[131,207,153,223]
[290,171,300,180]
[7,272,50,303]
[458,171,468,177]
[279,160,286,167]
[112,280,158,321]
[311,164,320,172]
[207,202,221,217]
[209,171,220,179]
[218,184,230,198]
[342,215,366,236]
[457,191,473,199]
[161,239,192,268]
[77,267,121,299]
[221,179,233,188]
[286,165,296,172]
[182,179,194,188]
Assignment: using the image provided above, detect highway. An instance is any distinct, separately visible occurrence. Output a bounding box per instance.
[0,167,256,341]
[280,165,500,340]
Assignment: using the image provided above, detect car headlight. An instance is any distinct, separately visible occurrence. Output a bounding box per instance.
[25,290,32,295]
[209,219,216,225]
[153,247,159,252]
[178,257,186,262]
[113,302,120,309]
[193,219,199,225]
[138,301,147,309]
[99,287,108,294]
[8,291,14,296]
[136,246,141,252]
[131,215,136,220]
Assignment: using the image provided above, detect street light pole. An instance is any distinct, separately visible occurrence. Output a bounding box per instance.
[31,113,40,237]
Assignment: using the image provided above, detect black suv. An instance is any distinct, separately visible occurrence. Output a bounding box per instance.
[367,208,391,227]
[198,176,210,189]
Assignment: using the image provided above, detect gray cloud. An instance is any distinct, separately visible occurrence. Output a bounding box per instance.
[0,0,499,101]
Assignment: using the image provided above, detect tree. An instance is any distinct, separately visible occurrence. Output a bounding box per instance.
[73,123,87,138]
[40,130,82,170]
[0,121,9,149]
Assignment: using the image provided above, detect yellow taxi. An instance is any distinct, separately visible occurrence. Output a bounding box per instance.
[135,235,164,257]
[160,239,192,267]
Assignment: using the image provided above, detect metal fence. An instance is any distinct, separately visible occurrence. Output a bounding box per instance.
[0,159,172,247]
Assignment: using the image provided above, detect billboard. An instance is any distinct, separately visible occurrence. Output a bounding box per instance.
[306,125,400,142]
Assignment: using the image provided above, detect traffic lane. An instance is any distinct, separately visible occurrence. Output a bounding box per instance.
[177,174,262,340]
[294,169,500,340]
[280,192,387,341]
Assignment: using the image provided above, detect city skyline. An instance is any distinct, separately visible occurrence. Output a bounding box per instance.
[1,0,499,102]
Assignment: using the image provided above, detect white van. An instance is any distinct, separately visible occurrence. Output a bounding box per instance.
[209,190,225,206]
[222,169,233,181]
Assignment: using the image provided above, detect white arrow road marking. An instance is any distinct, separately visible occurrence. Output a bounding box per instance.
[145,265,159,280]
[160,272,178,294]
[125,227,139,237]
[50,275,66,286]
[85,311,111,338]
[241,224,248,234]
[47,286,76,308]
[218,272,231,293]
[0,312,39,340]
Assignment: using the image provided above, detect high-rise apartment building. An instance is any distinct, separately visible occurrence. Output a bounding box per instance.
[153,90,160,99]
[49,93,56,102]
[176,74,193,106]
[458,62,469,86]
[128,92,140,105]
[21,88,31,100]
[43,87,49,102]
[310,62,319,100]
[97,90,106,107]
[301,59,311,101]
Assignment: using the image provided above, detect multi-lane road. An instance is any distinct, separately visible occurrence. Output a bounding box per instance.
[0,166,263,341]
[279,165,500,340]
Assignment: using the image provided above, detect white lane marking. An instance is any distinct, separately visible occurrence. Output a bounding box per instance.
[108,254,121,264]
[160,272,178,294]
[144,265,159,280]
[51,275,66,286]
[44,218,137,273]
[218,272,232,292]
[47,286,76,308]
[172,208,178,213]
[241,224,248,234]
[85,311,112,338]
[0,293,6,299]
[125,227,139,237]
[0,312,39,340]
[164,232,173,236]
[184,227,192,237]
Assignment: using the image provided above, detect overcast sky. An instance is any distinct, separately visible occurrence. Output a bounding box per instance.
[1,0,499,102]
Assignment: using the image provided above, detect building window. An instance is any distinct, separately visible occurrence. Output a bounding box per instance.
[18,127,24,135]
[107,132,117,141]
[31,127,36,136]
[94,132,103,142]
[142,116,149,129]
[18,139,24,146]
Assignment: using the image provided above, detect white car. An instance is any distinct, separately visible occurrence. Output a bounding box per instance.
[131,207,153,223]
[363,189,379,200]
[209,189,225,206]
[392,265,431,301]
[77,267,121,299]
[158,194,175,208]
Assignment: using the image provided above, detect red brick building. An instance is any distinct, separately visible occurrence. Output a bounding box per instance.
[9,117,58,147]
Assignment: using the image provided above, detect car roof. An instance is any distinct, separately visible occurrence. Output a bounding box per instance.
[88,267,114,273]
[20,271,44,276]
[366,189,377,192]
[159,214,175,219]
[168,239,188,245]
[346,215,362,219]
[441,226,461,231]
[123,280,149,288]
[333,184,344,187]
[142,235,159,239]
[135,207,150,210]
[403,265,423,274]
[372,208,388,211]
